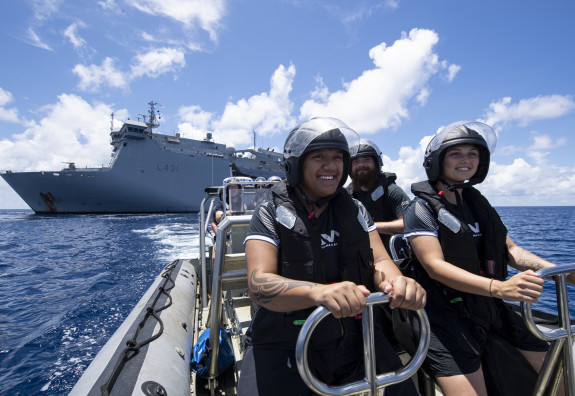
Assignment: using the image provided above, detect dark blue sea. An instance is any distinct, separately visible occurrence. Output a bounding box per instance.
[0,207,574,395]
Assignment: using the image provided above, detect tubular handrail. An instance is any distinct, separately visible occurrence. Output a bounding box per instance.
[521,263,575,396]
[199,195,217,308]
[295,293,430,396]
[207,214,252,379]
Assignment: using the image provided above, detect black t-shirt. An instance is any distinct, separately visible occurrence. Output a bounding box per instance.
[245,199,375,283]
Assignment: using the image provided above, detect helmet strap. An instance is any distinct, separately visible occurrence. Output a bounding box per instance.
[438,178,465,208]
[297,186,337,220]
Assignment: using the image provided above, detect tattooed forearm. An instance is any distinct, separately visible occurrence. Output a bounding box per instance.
[249,269,316,305]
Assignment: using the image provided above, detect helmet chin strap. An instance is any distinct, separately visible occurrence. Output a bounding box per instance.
[297,186,337,220]
[438,177,468,207]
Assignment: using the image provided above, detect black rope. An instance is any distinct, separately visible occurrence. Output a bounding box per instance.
[100,260,178,395]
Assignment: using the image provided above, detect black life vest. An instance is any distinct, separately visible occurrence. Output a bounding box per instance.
[247,181,375,349]
[348,173,399,251]
[347,173,398,223]
[273,180,375,289]
[411,180,509,282]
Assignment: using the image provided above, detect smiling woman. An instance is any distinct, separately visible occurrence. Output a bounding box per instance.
[237,117,426,395]
[403,120,575,396]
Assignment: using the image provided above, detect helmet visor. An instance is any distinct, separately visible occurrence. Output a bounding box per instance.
[429,121,497,154]
[283,118,360,159]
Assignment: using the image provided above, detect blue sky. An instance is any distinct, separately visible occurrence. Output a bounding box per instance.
[1,0,575,208]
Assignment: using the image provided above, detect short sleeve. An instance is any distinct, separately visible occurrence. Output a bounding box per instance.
[245,201,281,248]
[403,197,439,238]
[386,183,411,217]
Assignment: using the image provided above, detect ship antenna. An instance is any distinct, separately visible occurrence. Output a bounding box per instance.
[110,112,114,132]
[253,129,256,149]
[146,101,162,131]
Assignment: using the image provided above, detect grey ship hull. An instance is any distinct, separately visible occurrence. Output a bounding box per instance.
[2,124,283,213]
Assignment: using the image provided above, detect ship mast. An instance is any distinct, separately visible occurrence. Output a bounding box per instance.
[141,101,161,132]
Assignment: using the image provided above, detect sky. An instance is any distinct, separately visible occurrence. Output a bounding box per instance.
[1,0,575,209]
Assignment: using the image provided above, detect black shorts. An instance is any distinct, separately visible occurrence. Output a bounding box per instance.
[424,290,549,377]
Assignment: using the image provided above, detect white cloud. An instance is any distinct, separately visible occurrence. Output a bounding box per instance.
[0,94,123,172]
[482,159,575,205]
[178,64,296,147]
[0,108,20,124]
[25,27,53,51]
[64,22,87,49]
[482,95,575,128]
[176,105,214,139]
[126,0,226,41]
[30,0,62,22]
[446,63,461,83]
[98,0,117,10]
[0,88,14,107]
[74,48,186,91]
[525,132,567,165]
[0,88,22,124]
[529,133,566,151]
[130,47,186,78]
[382,135,432,197]
[299,28,455,134]
[73,57,128,92]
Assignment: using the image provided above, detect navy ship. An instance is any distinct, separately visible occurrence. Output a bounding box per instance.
[1,101,284,213]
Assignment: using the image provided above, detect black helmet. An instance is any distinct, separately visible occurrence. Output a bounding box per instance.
[423,121,497,186]
[283,117,359,187]
[350,139,383,175]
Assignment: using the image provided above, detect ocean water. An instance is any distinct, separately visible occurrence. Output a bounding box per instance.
[0,207,574,395]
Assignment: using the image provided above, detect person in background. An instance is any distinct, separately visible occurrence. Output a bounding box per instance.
[403,120,575,396]
[347,139,410,255]
[238,117,425,395]
[252,177,269,208]
[209,187,223,238]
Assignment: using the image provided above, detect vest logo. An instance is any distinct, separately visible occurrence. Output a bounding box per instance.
[321,230,340,248]
[468,222,482,236]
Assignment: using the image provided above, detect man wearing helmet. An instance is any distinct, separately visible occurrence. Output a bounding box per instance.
[238,117,425,395]
[347,139,411,255]
[403,121,575,395]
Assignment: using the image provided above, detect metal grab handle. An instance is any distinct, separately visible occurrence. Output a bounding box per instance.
[521,263,575,396]
[521,263,575,341]
[295,292,430,396]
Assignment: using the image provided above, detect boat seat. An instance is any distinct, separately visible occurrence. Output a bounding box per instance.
[221,253,248,291]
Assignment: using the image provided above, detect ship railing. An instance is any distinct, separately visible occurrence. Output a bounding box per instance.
[207,214,252,380]
[199,191,219,308]
[521,263,575,396]
[295,293,430,396]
